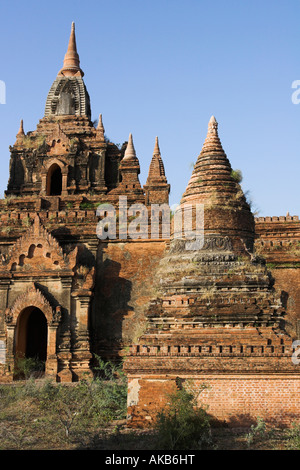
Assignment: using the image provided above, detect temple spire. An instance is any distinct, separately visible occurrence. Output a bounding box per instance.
[58,22,84,77]
[16,119,24,137]
[201,115,224,153]
[181,115,231,205]
[97,114,104,131]
[146,136,167,184]
[123,133,137,160]
[97,114,105,136]
[144,136,170,205]
[179,115,254,253]
[45,23,91,118]
[153,136,160,156]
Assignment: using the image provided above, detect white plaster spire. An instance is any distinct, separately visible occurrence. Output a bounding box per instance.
[123,133,137,160]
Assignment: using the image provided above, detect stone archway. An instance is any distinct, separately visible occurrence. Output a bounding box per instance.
[5,286,62,379]
[15,306,48,367]
[47,163,62,196]
[41,158,68,197]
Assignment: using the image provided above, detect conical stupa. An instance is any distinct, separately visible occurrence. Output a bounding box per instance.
[177,116,254,254]
[124,117,292,427]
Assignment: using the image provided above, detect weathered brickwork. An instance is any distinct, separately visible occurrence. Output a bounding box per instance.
[0,23,299,429]
[91,239,168,359]
[255,215,300,337]
[124,117,300,427]
[0,24,170,382]
[127,375,300,428]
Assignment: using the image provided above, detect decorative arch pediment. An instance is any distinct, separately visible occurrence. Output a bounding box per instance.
[0,215,77,273]
[46,124,70,157]
[5,284,61,326]
[42,156,68,173]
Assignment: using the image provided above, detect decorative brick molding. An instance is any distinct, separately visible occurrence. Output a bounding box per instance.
[7,284,60,326]
[0,214,77,273]
[256,215,299,223]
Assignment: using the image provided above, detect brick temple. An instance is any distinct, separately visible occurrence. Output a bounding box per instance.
[0,23,299,426]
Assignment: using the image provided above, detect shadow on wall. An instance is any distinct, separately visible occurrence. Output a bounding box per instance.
[91,243,133,358]
[279,289,298,338]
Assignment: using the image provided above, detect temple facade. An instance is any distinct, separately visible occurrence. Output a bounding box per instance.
[0,23,170,381]
[0,23,299,427]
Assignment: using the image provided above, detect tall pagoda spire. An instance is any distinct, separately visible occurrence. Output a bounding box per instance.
[44,22,91,118]
[58,22,84,77]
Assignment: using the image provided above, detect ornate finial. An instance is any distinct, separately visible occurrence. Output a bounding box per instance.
[208,115,218,131]
[58,22,84,77]
[123,133,137,160]
[16,119,25,138]
[200,115,223,153]
[97,114,105,134]
[145,136,167,186]
[153,136,160,156]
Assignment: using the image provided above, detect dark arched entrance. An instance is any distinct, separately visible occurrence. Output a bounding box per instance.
[47,163,62,196]
[15,306,48,368]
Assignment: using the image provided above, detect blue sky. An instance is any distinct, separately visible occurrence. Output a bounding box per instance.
[0,0,299,216]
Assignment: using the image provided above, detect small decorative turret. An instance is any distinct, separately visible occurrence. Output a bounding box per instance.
[96,114,105,137]
[147,137,167,183]
[16,119,25,138]
[108,133,144,203]
[144,136,170,205]
[123,133,137,161]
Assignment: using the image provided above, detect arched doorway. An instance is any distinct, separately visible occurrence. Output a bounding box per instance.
[15,306,48,373]
[46,163,62,196]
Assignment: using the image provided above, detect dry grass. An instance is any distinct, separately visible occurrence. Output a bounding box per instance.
[0,379,297,450]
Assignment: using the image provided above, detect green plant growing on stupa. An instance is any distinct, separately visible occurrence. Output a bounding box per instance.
[231,169,243,183]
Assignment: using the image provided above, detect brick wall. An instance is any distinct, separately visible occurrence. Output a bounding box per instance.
[91,239,168,357]
[271,268,300,337]
[127,373,300,428]
[255,215,300,337]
